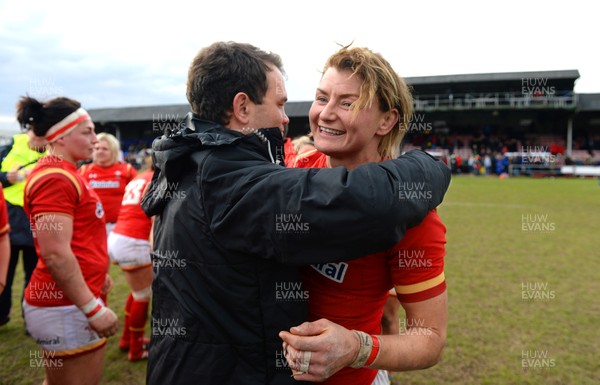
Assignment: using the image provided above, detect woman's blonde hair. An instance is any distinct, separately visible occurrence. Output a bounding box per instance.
[95,132,121,165]
[322,45,413,159]
[291,135,314,154]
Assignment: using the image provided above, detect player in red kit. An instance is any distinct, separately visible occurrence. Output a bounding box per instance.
[79,132,136,236]
[108,152,154,361]
[0,187,10,296]
[19,96,118,385]
[281,46,448,385]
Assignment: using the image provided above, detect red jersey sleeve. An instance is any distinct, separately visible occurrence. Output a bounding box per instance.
[283,137,297,166]
[26,169,81,219]
[389,209,447,303]
[0,188,9,236]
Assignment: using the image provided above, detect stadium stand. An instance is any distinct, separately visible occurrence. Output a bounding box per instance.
[87,70,600,176]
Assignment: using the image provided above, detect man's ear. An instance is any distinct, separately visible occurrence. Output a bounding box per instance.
[376,109,399,137]
[231,92,251,127]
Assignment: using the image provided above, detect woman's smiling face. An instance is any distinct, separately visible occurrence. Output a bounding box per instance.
[309,67,391,167]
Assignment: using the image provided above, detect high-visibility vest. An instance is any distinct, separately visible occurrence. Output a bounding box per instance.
[1,134,46,206]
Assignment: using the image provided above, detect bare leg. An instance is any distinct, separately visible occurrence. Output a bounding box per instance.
[44,345,106,385]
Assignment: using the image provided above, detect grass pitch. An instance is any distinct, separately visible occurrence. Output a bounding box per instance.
[0,176,598,384]
[393,176,599,385]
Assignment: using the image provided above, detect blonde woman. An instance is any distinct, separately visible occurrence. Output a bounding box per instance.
[79,132,136,236]
[282,46,448,385]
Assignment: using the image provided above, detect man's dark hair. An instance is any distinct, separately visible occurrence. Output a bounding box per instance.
[186,41,284,126]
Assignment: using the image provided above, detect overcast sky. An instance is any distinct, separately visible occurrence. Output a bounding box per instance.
[1,0,598,134]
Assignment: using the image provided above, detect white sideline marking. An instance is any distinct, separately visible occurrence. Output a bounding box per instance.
[442,202,532,209]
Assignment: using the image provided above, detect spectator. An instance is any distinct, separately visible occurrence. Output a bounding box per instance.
[495,153,508,175]
[0,120,46,328]
[483,154,492,175]
[455,153,463,174]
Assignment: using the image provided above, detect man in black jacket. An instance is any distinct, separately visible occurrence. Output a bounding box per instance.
[142,41,451,385]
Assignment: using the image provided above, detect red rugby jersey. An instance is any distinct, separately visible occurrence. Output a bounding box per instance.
[283,137,296,167]
[0,187,9,236]
[287,148,328,169]
[292,151,447,385]
[112,170,153,240]
[24,156,108,307]
[79,162,137,223]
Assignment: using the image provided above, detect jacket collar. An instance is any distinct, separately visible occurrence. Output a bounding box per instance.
[164,112,285,165]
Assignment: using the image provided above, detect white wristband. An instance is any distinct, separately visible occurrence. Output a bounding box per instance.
[79,298,100,315]
[87,306,108,322]
[350,330,374,368]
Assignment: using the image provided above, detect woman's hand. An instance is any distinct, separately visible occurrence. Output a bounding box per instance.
[279,318,359,382]
[101,273,113,295]
[89,306,119,338]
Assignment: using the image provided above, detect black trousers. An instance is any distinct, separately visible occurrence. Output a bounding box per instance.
[0,245,38,321]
